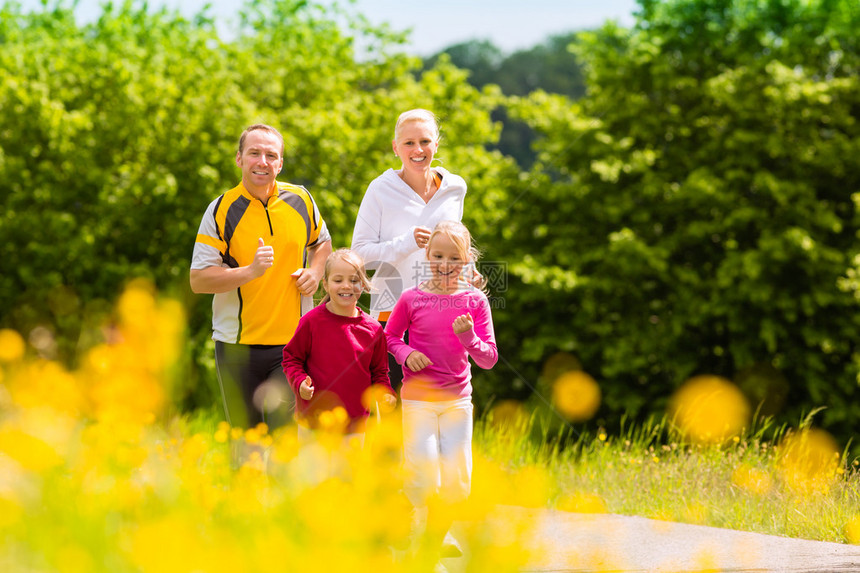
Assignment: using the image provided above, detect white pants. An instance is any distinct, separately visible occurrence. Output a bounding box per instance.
[401,397,473,508]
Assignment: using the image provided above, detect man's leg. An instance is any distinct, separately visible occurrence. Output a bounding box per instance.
[214,341,252,429]
[253,344,295,430]
[215,342,294,430]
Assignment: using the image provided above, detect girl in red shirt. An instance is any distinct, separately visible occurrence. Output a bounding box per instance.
[282,249,397,441]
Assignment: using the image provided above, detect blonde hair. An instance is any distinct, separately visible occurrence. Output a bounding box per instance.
[319,249,372,305]
[393,108,440,142]
[426,220,487,291]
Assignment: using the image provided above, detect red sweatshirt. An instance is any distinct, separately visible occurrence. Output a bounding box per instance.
[282,304,392,432]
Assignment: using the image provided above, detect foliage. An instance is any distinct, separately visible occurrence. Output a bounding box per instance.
[0,0,512,410]
[503,0,860,447]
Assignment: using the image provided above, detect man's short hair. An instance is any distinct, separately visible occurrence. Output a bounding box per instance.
[238,124,285,155]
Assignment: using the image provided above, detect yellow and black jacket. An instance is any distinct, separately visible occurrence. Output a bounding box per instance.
[192,181,330,345]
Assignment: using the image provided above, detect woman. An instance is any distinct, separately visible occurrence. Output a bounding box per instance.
[351,109,467,387]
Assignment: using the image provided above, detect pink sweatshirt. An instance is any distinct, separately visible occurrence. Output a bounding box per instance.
[385,287,497,401]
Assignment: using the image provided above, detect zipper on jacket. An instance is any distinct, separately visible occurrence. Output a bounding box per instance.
[264,204,274,235]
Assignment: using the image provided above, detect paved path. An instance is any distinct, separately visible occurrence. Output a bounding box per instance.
[444,506,860,572]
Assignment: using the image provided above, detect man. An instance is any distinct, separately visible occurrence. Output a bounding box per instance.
[191,124,332,429]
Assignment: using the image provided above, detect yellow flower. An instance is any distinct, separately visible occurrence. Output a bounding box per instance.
[8,360,84,415]
[244,427,261,445]
[0,329,25,363]
[488,400,530,433]
[668,375,750,444]
[552,370,601,422]
[558,491,607,514]
[777,428,839,494]
[0,427,64,472]
[0,496,23,528]
[845,515,860,544]
[732,463,773,496]
[214,427,229,443]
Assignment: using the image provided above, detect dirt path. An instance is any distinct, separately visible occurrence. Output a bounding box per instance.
[444,506,860,572]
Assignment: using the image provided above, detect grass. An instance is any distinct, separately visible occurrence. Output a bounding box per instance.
[475,405,860,544]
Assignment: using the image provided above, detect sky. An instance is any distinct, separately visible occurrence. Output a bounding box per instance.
[18,0,639,55]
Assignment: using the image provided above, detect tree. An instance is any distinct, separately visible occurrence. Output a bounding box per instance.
[494,32,586,99]
[423,39,504,89]
[426,34,589,167]
[504,0,860,444]
[0,0,515,411]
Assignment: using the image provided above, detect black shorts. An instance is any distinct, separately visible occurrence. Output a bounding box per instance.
[214,341,295,429]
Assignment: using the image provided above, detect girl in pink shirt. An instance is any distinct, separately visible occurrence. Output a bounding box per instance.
[385,220,498,557]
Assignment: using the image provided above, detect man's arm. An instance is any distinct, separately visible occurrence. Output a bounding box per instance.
[294,239,332,296]
[190,238,274,294]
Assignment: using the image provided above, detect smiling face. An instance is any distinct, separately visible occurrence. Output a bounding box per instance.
[236,129,284,200]
[323,257,365,316]
[392,119,439,176]
[426,231,468,292]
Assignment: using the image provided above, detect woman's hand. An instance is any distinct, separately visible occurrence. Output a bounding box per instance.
[413,226,432,249]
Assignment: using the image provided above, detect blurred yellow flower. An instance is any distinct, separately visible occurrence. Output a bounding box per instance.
[683,502,708,525]
[360,384,396,414]
[0,329,25,363]
[777,427,839,494]
[557,491,607,514]
[552,370,601,422]
[0,496,23,528]
[181,433,209,465]
[844,515,860,544]
[128,514,245,573]
[317,406,349,434]
[0,427,64,472]
[668,375,750,444]
[8,360,84,415]
[509,465,550,508]
[732,463,773,496]
[489,399,530,433]
[54,545,94,573]
[117,281,157,326]
[214,427,230,443]
[244,427,262,445]
[468,453,516,517]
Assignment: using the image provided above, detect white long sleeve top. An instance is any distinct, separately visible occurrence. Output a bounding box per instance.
[351,167,467,317]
